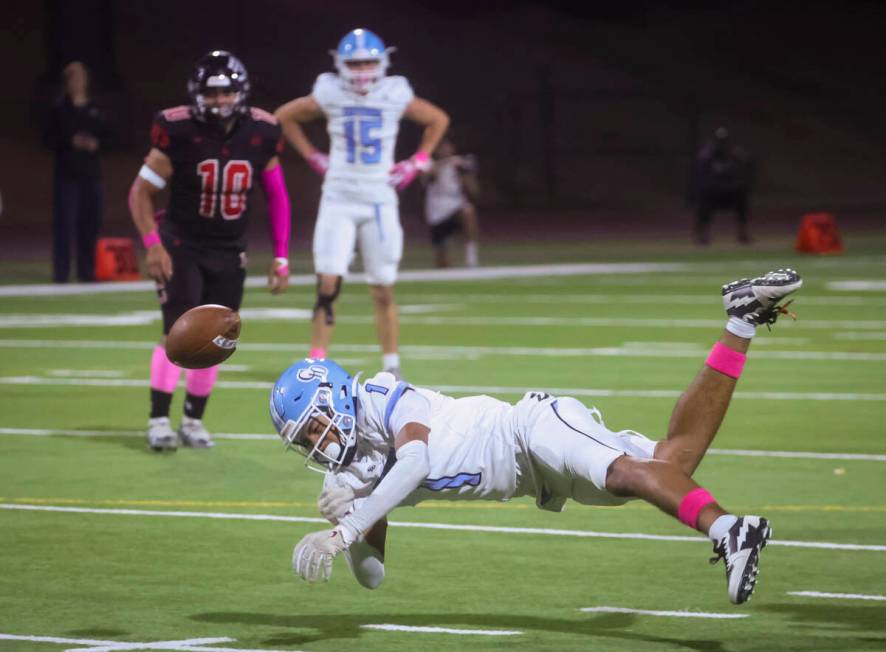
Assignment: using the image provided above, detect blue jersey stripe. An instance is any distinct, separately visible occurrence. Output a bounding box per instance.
[383,381,411,434]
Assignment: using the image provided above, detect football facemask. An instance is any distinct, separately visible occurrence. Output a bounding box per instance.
[188,50,250,123]
[270,359,359,473]
[278,386,357,473]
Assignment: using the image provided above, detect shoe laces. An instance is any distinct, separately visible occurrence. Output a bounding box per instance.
[760,299,798,331]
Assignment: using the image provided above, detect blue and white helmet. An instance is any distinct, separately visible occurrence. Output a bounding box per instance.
[269,358,359,472]
[331,28,394,94]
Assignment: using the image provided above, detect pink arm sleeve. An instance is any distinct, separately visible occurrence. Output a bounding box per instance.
[261,164,291,259]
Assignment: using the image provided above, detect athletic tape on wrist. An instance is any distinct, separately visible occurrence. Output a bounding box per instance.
[677,487,717,530]
[273,257,289,277]
[138,164,167,189]
[142,230,161,249]
[705,341,746,379]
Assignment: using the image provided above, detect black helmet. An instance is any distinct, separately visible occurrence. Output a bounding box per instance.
[187,50,250,122]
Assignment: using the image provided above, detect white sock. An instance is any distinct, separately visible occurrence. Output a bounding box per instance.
[465,241,479,267]
[726,317,756,339]
[382,353,400,371]
[708,514,739,542]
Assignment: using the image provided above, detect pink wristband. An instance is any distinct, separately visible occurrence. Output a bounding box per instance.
[414,150,430,170]
[705,341,746,379]
[677,487,717,530]
[142,230,161,249]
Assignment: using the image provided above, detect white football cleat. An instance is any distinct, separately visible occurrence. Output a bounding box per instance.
[710,515,772,604]
[178,416,215,448]
[722,268,803,328]
[147,417,179,452]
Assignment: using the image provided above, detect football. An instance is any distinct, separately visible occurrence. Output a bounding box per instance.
[165,304,241,369]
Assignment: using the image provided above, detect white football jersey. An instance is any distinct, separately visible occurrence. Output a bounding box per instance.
[312,73,414,203]
[424,157,467,225]
[328,373,530,506]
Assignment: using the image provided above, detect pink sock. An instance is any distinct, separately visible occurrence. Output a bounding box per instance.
[186,365,220,397]
[151,345,182,392]
[677,487,717,530]
[309,347,326,359]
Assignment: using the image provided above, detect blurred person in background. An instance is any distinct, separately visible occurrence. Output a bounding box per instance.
[44,61,114,283]
[422,136,480,268]
[275,28,449,380]
[129,50,292,452]
[689,127,754,245]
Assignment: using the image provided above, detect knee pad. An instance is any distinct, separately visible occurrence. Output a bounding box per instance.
[313,276,342,326]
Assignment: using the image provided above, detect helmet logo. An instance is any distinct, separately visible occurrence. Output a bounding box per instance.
[297,365,328,383]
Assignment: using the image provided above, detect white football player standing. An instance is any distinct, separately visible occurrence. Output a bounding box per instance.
[275,28,449,379]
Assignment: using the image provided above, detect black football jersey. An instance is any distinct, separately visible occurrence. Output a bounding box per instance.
[150,106,283,250]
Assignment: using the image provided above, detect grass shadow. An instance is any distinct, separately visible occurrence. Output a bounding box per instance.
[193,611,727,651]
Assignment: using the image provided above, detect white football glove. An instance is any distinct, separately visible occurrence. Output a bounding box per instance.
[318,482,355,523]
[292,525,355,583]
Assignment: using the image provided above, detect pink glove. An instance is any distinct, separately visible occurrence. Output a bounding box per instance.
[389,151,431,192]
[306,151,329,176]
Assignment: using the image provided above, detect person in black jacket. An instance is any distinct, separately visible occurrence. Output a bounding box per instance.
[689,127,754,245]
[44,61,114,282]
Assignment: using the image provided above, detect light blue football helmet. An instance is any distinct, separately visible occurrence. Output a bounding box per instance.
[269,358,359,472]
[331,28,394,93]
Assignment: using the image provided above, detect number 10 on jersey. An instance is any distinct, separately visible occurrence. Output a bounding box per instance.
[344,107,382,164]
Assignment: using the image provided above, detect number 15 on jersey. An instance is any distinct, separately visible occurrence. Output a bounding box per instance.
[344,107,382,164]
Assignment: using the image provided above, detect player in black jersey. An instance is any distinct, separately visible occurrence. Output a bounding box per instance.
[129,50,293,452]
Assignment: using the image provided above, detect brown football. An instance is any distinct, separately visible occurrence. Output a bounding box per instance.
[165,304,241,369]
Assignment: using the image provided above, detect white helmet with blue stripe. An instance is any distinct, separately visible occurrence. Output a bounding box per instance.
[270,358,359,472]
[331,28,395,94]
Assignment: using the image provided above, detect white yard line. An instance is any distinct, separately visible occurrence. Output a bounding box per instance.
[10,312,886,330]
[2,503,884,552]
[787,591,886,601]
[361,624,521,636]
[579,606,748,619]
[338,293,886,307]
[827,281,886,292]
[5,338,886,362]
[3,257,885,299]
[0,375,883,401]
[707,449,886,462]
[387,316,886,330]
[3,427,884,462]
[0,263,690,297]
[47,369,126,378]
[834,332,886,341]
[0,634,281,652]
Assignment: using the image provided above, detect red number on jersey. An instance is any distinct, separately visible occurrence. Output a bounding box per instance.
[196,160,218,217]
[221,161,253,220]
[196,159,253,220]
[197,158,218,218]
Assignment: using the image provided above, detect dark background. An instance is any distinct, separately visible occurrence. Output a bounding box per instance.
[3,0,886,261]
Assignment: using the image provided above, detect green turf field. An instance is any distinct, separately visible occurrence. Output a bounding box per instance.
[1,238,884,651]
